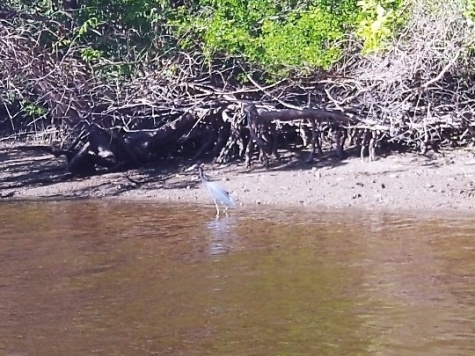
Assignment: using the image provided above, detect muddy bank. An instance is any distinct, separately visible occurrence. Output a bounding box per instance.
[1,143,475,213]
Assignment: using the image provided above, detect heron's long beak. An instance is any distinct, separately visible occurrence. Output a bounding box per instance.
[184,164,198,172]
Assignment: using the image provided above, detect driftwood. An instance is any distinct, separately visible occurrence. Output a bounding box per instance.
[147,112,196,152]
[255,108,356,125]
[244,104,357,166]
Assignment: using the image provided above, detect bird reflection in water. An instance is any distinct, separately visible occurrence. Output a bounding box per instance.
[206,216,238,256]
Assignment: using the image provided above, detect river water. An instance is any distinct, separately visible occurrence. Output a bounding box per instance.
[0,200,475,355]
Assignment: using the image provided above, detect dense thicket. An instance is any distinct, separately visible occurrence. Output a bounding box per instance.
[1,0,475,176]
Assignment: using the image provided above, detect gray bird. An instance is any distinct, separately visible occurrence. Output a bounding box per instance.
[187,164,235,217]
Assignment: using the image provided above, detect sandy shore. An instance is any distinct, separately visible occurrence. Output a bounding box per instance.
[1,143,475,213]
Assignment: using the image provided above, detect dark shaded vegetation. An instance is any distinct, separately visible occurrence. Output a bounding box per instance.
[1,0,475,179]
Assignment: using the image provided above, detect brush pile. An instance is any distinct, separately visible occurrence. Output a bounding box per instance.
[1,1,475,176]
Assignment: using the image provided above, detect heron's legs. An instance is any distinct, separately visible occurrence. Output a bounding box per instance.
[213,200,220,218]
[224,206,229,217]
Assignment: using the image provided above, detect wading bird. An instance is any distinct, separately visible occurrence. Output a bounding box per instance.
[187,164,235,218]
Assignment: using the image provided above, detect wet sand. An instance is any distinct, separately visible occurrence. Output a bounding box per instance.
[1,143,475,212]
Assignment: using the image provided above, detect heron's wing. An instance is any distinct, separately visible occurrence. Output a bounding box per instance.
[221,188,235,206]
[207,182,235,207]
[219,184,233,198]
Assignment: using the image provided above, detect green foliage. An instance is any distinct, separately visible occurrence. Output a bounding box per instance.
[356,0,407,53]
[258,9,345,70]
[77,16,100,38]
[180,0,360,73]
[21,100,46,118]
[464,0,475,24]
[80,47,103,63]
[4,0,55,13]
[77,0,173,58]
[5,0,414,76]
[78,0,166,30]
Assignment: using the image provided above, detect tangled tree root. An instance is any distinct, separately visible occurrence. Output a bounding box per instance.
[2,1,475,177]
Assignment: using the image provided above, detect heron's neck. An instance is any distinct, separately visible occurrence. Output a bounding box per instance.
[198,168,205,181]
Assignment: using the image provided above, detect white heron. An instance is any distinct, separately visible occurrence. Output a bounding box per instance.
[187,164,235,217]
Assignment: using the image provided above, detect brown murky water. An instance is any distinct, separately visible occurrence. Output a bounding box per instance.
[1,200,475,355]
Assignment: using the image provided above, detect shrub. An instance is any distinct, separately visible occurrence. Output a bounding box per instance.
[178,0,360,74]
